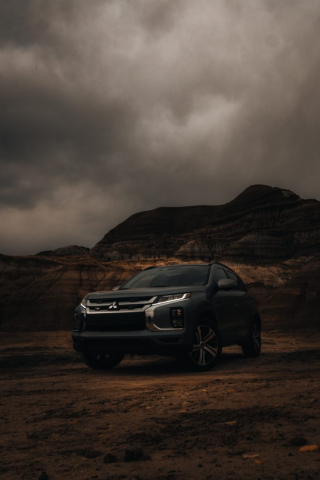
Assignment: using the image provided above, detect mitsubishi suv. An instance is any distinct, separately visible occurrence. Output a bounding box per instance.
[72,263,261,372]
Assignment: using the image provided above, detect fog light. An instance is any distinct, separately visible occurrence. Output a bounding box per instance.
[170,308,184,328]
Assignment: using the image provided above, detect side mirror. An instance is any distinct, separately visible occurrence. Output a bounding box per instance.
[112,285,121,291]
[217,279,237,290]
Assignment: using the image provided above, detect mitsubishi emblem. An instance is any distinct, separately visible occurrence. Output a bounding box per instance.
[108,301,119,310]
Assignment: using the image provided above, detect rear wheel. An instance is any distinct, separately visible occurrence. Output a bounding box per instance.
[179,319,222,372]
[81,351,125,370]
[242,320,261,357]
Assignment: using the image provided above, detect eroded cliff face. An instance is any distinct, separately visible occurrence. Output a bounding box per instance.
[0,255,181,330]
[1,185,320,331]
[0,253,318,331]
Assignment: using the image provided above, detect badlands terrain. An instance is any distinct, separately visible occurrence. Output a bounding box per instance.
[1,184,320,479]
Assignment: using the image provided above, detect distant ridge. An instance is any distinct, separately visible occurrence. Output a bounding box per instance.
[36,245,89,257]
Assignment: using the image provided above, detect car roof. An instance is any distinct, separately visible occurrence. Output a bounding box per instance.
[143,262,232,270]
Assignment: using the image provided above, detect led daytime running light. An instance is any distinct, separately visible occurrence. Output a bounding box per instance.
[157,293,191,304]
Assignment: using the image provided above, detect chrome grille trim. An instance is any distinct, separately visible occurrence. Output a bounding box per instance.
[86,296,157,314]
[87,296,156,306]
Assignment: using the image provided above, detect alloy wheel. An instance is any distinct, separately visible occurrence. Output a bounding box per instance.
[189,324,218,366]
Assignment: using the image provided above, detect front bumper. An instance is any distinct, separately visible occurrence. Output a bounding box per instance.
[72,298,196,355]
[72,330,192,355]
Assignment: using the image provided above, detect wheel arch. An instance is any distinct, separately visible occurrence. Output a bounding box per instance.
[198,309,218,325]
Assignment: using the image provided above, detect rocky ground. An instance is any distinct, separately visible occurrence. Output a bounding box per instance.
[0,331,320,480]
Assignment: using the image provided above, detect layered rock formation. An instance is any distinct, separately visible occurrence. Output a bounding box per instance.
[0,254,178,331]
[1,185,320,332]
[92,185,320,263]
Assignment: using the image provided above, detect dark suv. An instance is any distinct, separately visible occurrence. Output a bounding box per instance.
[72,263,261,372]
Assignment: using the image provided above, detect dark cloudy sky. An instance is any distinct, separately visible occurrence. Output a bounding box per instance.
[1,0,320,255]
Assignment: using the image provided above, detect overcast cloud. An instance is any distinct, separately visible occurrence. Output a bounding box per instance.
[0,0,320,255]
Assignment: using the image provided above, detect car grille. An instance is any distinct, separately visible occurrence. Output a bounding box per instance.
[85,312,146,332]
[84,296,156,332]
[86,296,156,312]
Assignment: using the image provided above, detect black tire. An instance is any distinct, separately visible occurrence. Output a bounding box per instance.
[242,319,261,358]
[81,351,125,370]
[178,318,222,372]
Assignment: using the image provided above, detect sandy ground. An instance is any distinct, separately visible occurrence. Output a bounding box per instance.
[0,331,320,480]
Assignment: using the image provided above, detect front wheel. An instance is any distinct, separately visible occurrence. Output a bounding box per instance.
[178,319,222,372]
[242,320,261,357]
[81,351,125,370]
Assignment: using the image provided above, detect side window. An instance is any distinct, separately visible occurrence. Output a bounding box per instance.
[213,268,227,286]
[226,271,247,292]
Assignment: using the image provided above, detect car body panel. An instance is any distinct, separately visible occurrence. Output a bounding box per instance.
[72,263,261,356]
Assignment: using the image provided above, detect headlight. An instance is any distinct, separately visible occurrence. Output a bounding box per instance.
[156,293,191,304]
[80,297,87,308]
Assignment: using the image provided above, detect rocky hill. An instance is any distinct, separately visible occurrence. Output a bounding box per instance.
[1,184,320,332]
[92,185,320,263]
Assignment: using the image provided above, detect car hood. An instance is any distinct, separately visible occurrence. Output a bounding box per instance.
[86,285,206,300]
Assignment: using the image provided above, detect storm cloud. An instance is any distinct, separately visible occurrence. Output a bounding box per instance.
[1,0,320,254]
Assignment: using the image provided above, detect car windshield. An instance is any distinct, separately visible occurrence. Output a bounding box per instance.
[121,265,210,289]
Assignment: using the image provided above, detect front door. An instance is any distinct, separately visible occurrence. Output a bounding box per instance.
[225,270,249,339]
[212,267,236,342]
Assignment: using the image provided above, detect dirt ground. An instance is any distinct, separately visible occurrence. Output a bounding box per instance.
[0,331,320,480]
